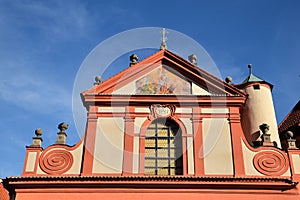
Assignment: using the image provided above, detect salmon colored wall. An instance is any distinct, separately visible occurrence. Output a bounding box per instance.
[0,182,9,200]
[15,186,300,200]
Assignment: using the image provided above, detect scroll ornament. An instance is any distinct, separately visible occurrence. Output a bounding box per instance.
[253,151,288,176]
[39,149,73,175]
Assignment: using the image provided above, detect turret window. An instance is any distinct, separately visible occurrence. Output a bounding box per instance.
[253,84,260,90]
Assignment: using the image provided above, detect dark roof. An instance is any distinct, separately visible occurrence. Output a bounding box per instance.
[237,67,273,90]
[241,73,265,84]
[279,101,300,134]
[4,175,296,191]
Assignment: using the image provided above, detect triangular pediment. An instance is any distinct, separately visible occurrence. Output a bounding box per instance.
[113,65,211,95]
[82,49,246,97]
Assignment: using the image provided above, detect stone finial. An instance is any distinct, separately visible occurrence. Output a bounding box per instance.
[160,28,168,50]
[58,122,68,132]
[56,122,68,145]
[286,131,294,139]
[259,123,269,134]
[35,128,43,137]
[286,131,298,149]
[248,64,253,74]
[31,128,43,147]
[188,54,197,65]
[130,54,139,66]
[225,76,233,84]
[259,123,272,144]
[94,76,102,85]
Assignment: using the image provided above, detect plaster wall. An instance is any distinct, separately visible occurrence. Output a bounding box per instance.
[112,82,135,94]
[192,83,211,95]
[25,152,37,172]
[65,143,83,174]
[241,140,291,176]
[92,117,124,173]
[98,107,126,113]
[202,118,233,175]
[241,84,281,147]
[292,154,300,174]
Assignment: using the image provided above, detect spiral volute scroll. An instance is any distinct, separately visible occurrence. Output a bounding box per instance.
[39,149,74,175]
[253,151,288,176]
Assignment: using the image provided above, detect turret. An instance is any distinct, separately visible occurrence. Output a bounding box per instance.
[237,64,281,147]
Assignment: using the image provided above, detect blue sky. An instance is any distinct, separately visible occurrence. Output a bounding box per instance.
[0,0,299,177]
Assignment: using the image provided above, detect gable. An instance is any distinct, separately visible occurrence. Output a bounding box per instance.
[113,65,211,95]
[81,49,246,97]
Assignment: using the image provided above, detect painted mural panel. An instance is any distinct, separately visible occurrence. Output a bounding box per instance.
[135,66,191,94]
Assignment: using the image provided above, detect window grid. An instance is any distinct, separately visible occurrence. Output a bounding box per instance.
[144,120,182,175]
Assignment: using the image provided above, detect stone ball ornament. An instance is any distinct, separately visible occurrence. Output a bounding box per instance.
[58,122,69,132]
[286,131,294,139]
[35,128,43,137]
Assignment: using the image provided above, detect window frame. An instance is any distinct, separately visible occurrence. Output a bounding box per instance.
[139,117,188,176]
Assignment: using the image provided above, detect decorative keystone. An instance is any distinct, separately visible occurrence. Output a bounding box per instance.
[56,122,68,145]
[31,128,43,147]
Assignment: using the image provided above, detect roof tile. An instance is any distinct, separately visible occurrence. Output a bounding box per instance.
[278,101,300,133]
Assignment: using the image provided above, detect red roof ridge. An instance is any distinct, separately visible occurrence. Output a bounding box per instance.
[81,49,246,98]
[81,50,164,95]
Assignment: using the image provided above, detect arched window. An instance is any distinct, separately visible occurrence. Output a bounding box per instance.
[144,119,183,175]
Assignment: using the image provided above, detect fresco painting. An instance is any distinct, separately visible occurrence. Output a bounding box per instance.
[135,66,191,94]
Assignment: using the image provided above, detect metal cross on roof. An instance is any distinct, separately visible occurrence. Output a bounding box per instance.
[160,28,168,50]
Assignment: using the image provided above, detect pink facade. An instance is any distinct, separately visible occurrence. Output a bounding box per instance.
[3,49,300,199]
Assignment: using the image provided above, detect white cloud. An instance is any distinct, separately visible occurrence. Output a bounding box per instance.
[0,1,92,41]
[221,65,247,84]
[0,65,71,114]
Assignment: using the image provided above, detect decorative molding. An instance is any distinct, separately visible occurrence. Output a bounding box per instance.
[253,151,288,176]
[5,175,297,192]
[39,149,74,175]
[150,104,176,119]
[81,49,247,98]
[22,147,43,176]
